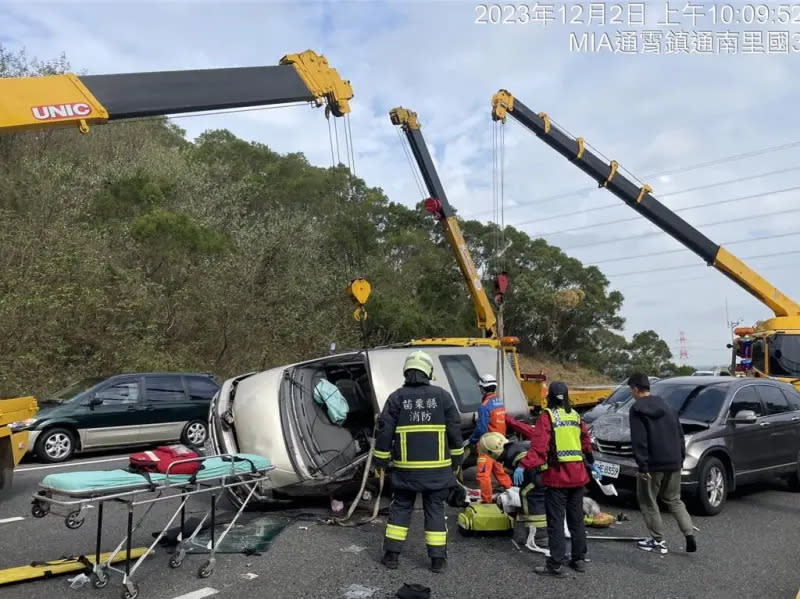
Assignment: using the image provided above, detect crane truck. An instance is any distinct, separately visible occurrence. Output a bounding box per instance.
[491,90,800,388]
[0,49,353,134]
[0,49,353,501]
[389,106,615,411]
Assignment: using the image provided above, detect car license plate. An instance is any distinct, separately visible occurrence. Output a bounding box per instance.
[595,460,620,479]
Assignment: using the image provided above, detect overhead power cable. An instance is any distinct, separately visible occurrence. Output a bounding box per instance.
[586,230,800,265]
[516,167,800,230]
[525,184,800,236]
[606,249,800,278]
[465,138,800,219]
[561,206,800,251]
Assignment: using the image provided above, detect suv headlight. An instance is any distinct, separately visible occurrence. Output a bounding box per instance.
[9,418,38,432]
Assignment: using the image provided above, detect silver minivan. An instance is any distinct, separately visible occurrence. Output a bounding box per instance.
[208,344,528,501]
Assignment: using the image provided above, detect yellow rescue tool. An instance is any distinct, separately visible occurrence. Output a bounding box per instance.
[0,548,148,586]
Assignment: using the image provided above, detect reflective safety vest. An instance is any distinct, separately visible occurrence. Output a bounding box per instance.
[545,407,583,463]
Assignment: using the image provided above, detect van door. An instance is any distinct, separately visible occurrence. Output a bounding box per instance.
[755,384,798,468]
[81,377,143,448]
[726,385,769,476]
[139,374,191,443]
[437,354,484,425]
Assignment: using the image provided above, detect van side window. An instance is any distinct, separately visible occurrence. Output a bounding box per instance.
[95,381,139,404]
[757,385,792,415]
[185,376,219,401]
[144,375,186,402]
[729,387,763,418]
[781,388,800,412]
[439,355,482,413]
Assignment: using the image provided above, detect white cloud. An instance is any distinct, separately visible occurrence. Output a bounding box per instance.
[4,0,800,367]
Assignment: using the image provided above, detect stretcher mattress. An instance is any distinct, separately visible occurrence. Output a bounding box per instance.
[39,454,272,495]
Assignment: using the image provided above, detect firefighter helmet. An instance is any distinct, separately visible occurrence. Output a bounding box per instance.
[478,373,497,393]
[479,431,507,460]
[403,350,434,379]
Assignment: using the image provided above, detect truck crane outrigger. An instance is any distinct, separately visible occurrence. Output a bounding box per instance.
[491,90,800,387]
[389,106,614,410]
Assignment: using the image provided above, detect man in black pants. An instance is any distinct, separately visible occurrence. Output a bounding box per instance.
[517,382,597,576]
[628,372,697,554]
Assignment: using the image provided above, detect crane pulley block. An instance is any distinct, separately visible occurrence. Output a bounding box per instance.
[347,278,371,307]
[424,198,445,220]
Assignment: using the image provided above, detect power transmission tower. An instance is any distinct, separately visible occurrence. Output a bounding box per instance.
[679,331,689,362]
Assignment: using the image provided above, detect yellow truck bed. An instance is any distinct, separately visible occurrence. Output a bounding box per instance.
[520,378,614,411]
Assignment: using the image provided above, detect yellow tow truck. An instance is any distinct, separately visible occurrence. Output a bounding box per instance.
[389,107,614,411]
[490,90,800,390]
[0,396,38,497]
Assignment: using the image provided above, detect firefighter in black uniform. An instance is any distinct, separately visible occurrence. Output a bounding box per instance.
[373,350,464,573]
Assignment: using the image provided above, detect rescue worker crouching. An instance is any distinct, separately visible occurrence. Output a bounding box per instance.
[478,430,549,554]
[517,381,598,577]
[466,374,512,504]
[372,350,464,573]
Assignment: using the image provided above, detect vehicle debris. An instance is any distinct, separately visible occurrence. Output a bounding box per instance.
[342,583,379,598]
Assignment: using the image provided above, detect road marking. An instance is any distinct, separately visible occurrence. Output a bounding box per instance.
[15,456,129,473]
[171,588,218,599]
[0,517,25,524]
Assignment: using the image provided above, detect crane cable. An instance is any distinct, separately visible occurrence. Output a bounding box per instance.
[492,119,508,401]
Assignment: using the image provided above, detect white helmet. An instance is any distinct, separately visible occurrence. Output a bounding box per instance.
[478,373,497,393]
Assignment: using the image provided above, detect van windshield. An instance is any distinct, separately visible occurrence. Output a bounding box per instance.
[49,377,106,403]
[615,382,730,424]
[663,383,729,423]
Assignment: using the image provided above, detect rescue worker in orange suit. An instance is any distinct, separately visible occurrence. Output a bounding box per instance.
[466,374,512,504]
[517,381,597,577]
[372,350,464,574]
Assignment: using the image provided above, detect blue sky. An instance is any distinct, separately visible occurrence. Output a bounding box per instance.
[3,0,800,367]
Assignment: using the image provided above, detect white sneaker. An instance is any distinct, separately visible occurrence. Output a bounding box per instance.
[637,538,668,554]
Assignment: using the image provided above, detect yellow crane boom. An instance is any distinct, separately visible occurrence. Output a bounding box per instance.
[0,49,353,134]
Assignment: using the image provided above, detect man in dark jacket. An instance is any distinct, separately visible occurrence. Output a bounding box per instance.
[628,372,697,554]
[373,350,464,573]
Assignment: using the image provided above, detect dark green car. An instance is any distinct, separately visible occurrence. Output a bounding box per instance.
[12,372,219,463]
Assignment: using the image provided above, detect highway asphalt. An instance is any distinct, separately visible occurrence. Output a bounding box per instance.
[1,450,799,599]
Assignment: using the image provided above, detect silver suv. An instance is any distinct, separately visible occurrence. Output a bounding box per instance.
[587,376,800,515]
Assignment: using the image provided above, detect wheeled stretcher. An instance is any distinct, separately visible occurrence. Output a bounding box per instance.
[30,453,274,599]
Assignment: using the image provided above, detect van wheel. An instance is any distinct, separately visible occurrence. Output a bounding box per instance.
[694,456,727,516]
[182,421,208,448]
[36,428,75,463]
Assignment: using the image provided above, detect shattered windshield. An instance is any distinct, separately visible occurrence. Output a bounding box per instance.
[768,334,800,379]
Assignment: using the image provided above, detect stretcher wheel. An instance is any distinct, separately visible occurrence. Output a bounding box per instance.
[31,502,48,518]
[91,572,108,588]
[121,583,139,599]
[65,510,84,529]
[168,555,183,569]
[198,561,213,578]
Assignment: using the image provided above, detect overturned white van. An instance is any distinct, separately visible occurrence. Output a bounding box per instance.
[207,343,529,504]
